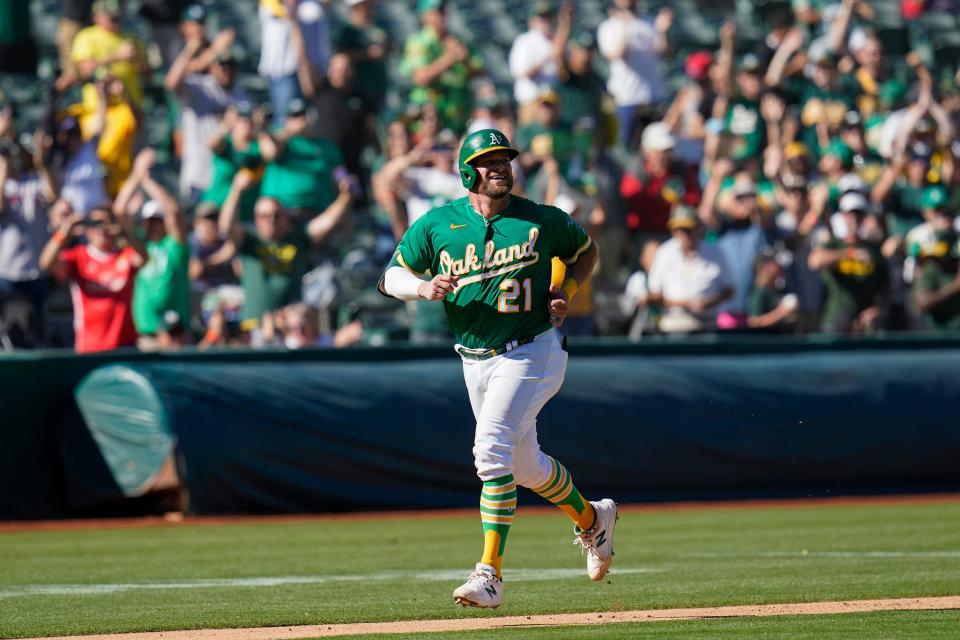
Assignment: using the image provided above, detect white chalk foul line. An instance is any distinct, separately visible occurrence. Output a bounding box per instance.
[0,567,659,598]
[686,550,960,559]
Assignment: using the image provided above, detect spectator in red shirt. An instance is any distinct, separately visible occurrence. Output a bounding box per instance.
[39,204,147,353]
[619,121,700,254]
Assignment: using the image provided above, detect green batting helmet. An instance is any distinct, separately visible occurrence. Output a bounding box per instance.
[458,129,519,189]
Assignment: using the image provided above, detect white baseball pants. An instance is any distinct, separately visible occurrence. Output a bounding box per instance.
[459,329,567,486]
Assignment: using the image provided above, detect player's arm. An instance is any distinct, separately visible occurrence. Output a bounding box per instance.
[382,265,457,301]
[548,241,599,326]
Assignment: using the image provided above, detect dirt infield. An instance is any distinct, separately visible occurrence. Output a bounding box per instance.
[3,492,960,533]
[20,596,960,639]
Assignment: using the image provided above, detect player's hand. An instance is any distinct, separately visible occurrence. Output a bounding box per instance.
[547,284,569,327]
[418,274,458,301]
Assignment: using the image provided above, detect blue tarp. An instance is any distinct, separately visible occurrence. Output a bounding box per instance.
[72,348,960,514]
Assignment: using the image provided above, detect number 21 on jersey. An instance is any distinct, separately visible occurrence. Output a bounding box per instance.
[498,278,532,313]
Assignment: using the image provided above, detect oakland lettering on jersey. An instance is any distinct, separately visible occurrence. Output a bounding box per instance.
[439,228,540,286]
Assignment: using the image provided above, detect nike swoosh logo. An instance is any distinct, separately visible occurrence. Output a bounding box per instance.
[450,224,468,229]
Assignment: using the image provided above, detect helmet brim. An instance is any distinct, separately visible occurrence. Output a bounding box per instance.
[462,146,520,166]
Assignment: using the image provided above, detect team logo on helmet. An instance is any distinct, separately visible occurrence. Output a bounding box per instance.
[489,132,502,145]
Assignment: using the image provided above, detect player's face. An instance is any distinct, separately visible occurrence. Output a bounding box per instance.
[473,150,513,199]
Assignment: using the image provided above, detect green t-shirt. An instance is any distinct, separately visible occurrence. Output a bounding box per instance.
[515,122,581,197]
[913,260,960,331]
[791,79,858,155]
[819,239,888,331]
[201,138,262,223]
[723,97,763,160]
[261,135,343,211]
[886,181,926,237]
[399,27,483,133]
[389,196,592,350]
[748,285,781,318]
[132,235,191,335]
[238,228,311,323]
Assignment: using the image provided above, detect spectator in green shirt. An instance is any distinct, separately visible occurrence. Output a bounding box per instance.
[808,192,889,333]
[399,0,483,134]
[201,102,264,224]
[515,89,580,201]
[258,98,349,222]
[218,163,354,330]
[113,149,191,346]
[912,226,960,332]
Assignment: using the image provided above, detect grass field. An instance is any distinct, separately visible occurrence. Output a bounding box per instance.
[3,499,960,638]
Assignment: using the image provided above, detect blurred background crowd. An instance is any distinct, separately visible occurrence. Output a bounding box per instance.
[0,0,959,352]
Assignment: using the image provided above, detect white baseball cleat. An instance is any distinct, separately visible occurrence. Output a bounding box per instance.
[452,562,503,608]
[574,498,619,581]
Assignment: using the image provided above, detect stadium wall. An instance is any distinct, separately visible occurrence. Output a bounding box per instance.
[3,336,960,518]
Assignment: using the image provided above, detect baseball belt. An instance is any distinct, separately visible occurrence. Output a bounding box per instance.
[455,335,538,361]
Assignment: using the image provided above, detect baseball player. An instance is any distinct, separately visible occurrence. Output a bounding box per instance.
[379,129,618,608]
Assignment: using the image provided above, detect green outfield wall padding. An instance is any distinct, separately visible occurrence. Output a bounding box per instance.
[70,348,960,515]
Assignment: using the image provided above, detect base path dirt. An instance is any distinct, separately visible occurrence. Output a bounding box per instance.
[23,596,960,640]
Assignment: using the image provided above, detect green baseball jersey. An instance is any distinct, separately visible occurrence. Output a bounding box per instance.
[388,196,592,350]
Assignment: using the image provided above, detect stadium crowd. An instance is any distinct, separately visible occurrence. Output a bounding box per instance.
[0,0,959,352]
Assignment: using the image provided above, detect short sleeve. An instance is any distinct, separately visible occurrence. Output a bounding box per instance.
[544,206,592,265]
[58,246,81,279]
[70,30,96,63]
[391,216,434,276]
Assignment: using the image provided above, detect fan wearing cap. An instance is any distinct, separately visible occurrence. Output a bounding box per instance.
[515,88,580,197]
[188,201,235,293]
[720,49,767,162]
[164,7,246,203]
[111,149,191,347]
[201,101,264,224]
[620,121,700,248]
[647,204,734,333]
[70,0,147,110]
[399,0,483,133]
[904,186,957,266]
[711,176,774,327]
[554,31,607,151]
[839,110,884,184]
[508,1,571,123]
[808,191,889,333]
[911,211,960,332]
[872,140,946,239]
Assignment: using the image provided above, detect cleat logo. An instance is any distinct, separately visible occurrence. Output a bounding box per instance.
[485,585,498,597]
[596,530,607,547]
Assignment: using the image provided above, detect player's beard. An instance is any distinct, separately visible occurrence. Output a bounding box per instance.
[478,172,513,199]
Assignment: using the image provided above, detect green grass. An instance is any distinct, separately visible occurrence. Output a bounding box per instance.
[1,501,959,638]
[340,610,960,640]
